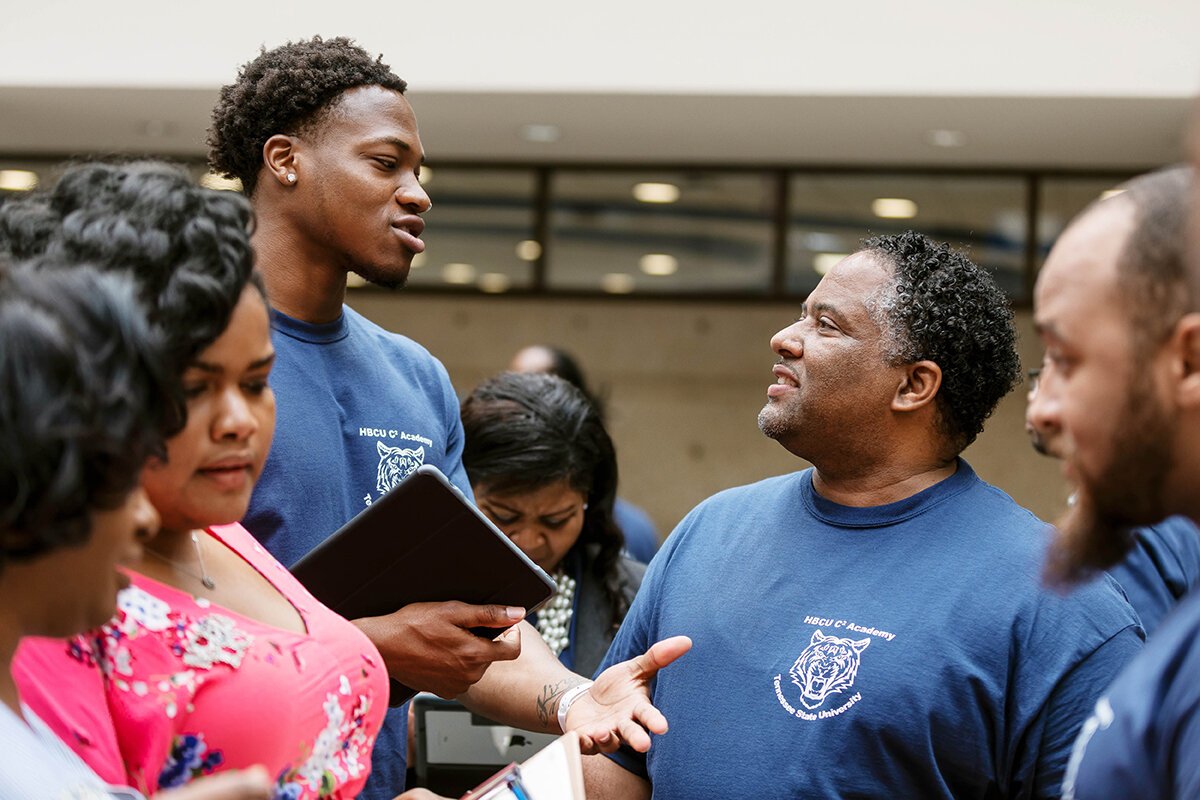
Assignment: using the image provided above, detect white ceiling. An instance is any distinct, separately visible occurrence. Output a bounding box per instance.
[1,0,1197,169]
[0,86,1191,169]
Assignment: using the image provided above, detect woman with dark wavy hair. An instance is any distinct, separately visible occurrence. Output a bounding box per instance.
[0,263,271,799]
[4,162,390,800]
[461,372,645,676]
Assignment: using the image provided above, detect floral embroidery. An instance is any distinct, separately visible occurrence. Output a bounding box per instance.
[117,587,172,632]
[181,615,252,669]
[158,733,224,789]
[272,684,375,798]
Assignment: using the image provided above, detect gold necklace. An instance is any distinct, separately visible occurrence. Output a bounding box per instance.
[144,530,216,590]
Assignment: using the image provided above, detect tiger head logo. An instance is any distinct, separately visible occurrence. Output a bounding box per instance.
[789,629,870,710]
[376,442,425,494]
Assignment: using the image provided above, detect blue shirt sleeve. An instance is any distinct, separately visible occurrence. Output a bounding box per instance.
[1031,623,1144,798]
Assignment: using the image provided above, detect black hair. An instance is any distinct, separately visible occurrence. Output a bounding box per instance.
[208,36,409,195]
[1109,165,1194,349]
[0,262,172,572]
[460,372,630,629]
[0,160,261,423]
[862,230,1020,454]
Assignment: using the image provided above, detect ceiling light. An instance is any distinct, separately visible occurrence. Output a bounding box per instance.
[478,273,512,293]
[346,272,368,289]
[927,129,967,148]
[515,240,542,261]
[199,172,243,192]
[520,124,561,144]
[0,169,38,192]
[639,253,678,276]
[1100,188,1126,201]
[633,182,680,204]
[442,262,476,285]
[418,166,433,186]
[813,253,849,276]
[601,273,636,294]
[411,253,427,269]
[872,198,918,219]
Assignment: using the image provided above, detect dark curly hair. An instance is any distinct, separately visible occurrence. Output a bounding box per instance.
[0,262,172,572]
[208,36,408,196]
[460,372,631,631]
[862,231,1020,454]
[0,161,261,423]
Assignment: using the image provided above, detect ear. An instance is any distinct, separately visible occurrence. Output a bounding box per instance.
[1172,313,1200,409]
[262,134,299,188]
[891,360,942,414]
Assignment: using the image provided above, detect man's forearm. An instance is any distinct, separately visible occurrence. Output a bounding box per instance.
[458,620,587,731]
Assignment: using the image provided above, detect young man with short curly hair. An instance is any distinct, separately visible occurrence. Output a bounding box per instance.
[586,232,1143,800]
[209,37,688,800]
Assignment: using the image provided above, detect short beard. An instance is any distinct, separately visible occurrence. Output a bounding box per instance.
[1044,379,1175,587]
[758,402,789,442]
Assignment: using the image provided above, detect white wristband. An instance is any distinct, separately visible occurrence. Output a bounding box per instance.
[556,680,594,731]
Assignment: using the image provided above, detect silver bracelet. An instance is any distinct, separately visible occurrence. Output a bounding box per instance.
[556,680,594,731]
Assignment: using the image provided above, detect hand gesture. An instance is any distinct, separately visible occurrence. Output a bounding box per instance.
[564,635,692,754]
[355,601,524,698]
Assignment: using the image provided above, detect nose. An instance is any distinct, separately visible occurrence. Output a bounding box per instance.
[1026,365,1065,452]
[130,486,161,543]
[396,174,431,214]
[212,387,258,442]
[771,321,804,359]
[506,525,546,555]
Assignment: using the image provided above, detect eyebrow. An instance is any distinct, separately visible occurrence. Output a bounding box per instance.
[189,353,276,375]
[485,499,580,517]
[365,136,427,164]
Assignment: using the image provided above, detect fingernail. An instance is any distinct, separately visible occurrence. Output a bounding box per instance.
[506,607,525,620]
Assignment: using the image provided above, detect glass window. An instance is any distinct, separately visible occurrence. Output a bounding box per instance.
[547,170,775,295]
[1037,175,1131,266]
[404,168,539,293]
[786,174,1030,298]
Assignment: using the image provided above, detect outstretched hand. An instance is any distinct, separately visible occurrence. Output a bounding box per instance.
[354,601,524,698]
[564,635,692,754]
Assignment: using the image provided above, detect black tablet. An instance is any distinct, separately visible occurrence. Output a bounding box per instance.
[290,464,556,703]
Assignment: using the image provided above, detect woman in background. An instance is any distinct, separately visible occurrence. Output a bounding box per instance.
[460,372,645,677]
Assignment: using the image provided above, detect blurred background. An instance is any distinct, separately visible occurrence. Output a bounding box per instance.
[3,0,1199,535]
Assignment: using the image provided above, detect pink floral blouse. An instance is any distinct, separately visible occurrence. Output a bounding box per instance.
[14,523,388,799]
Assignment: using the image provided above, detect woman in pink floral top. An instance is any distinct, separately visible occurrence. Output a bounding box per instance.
[9,162,388,799]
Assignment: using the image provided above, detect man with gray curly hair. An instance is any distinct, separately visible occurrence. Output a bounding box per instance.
[585,231,1142,800]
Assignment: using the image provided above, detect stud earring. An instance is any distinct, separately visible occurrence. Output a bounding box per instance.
[286,172,296,184]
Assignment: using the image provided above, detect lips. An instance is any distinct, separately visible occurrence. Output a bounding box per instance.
[197,454,254,491]
[768,363,801,397]
[391,216,426,254]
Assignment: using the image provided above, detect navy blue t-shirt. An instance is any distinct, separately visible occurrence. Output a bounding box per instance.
[243,306,470,800]
[1062,585,1200,799]
[599,461,1143,799]
[1106,516,1200,636]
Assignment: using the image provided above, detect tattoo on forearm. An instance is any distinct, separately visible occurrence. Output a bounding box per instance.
[535,678,585,729]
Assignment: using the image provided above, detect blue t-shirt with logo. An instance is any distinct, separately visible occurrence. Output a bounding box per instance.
[598,461,1143,799]
[1106,515,1200,636]
[244,305,470,800]
[1061,585,1200,800]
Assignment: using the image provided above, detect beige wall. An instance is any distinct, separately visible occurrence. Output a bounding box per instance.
[347,292,1071,539]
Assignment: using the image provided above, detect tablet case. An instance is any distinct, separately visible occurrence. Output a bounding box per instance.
[290,464,556,705]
